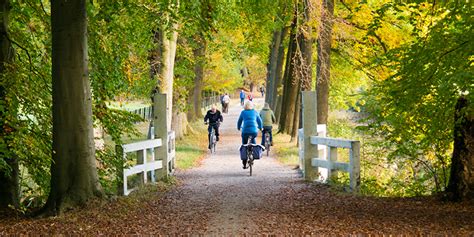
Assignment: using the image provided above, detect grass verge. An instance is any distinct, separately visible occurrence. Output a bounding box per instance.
[175,121,208,170]
[272,132,299,168]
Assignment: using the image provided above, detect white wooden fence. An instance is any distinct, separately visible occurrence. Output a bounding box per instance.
[117,131,176,196]
[300,91,360,192]
[298,127,360,191]
[298,125,327,178]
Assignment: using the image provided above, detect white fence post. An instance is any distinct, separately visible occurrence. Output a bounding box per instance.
[119,139,164,195]
[302,91,318,181]
[299,91,361,192]
[349,141,360,192]
[327,146,338,180]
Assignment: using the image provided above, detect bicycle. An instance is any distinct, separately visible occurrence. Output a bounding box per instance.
[205,122,218,153]
[263,130,271,156]
[242,136,265,176]
[245,137,255,176]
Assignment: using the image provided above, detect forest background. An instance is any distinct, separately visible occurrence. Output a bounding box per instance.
[0,0,472,213]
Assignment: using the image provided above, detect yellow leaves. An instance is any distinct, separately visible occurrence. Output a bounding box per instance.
[203,51,241,91]
[123,53,146,86]
[352,4,374,27]
[244,55,266,86]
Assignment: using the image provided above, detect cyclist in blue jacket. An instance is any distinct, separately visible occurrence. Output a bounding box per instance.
[237,101,262,168]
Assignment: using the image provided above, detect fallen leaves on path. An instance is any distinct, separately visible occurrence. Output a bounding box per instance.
[1,181,473,235]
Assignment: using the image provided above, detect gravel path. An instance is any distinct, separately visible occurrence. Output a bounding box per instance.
[176,98,303,235]
[162,98,474,235]
[1,98,473,235]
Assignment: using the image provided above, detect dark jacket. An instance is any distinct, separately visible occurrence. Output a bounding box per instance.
[204,110,223,125]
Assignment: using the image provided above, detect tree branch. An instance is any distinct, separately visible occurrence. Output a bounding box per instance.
[439,41,469,59]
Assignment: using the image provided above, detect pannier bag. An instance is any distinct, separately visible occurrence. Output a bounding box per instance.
[239,144,265,160]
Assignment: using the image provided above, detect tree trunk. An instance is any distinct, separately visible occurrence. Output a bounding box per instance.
[278,16,297,131]
[291,0,313,140]
[172,111,188,139]
[187,34,206,121]
[161,28,178,131]
[45,0,102,215]
[279,0,312,140]
[241,67,250,91]
[290,86,301,141]
[265,30,281,106]
[150,23,178,131]
[447,97,474,201]
[280,40,299,136]
[0,0,19,209]
[271,28,288,113]
[316,0,334,125]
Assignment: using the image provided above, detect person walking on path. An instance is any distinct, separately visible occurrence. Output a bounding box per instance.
[239,90,245,106]
[222,93,230,113]
[259,103,276,146]
[237,101,262,169]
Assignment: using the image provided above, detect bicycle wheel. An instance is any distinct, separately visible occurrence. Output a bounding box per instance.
[247,151,253,176]
[210,130,216,153]
[265,133,270,156]
[212,135,216,153]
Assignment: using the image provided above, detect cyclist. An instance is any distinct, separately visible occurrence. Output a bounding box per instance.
[204,105,223,149]
[237,101,262,169]
[259,103,276,146]
[239,90,245,106]
[247,92,253,101]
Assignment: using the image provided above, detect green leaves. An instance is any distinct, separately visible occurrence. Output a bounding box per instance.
[363,2,473,193]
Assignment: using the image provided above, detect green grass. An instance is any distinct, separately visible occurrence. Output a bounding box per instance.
[175,121,208,170]
[107,100,151,111]
[103,121,150,147]
[272,133,299,167]
[102,117,208,171]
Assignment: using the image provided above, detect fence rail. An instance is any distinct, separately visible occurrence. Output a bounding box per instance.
[201,95,221,110]
[130,106,153,121]
[116,131,176,196]
[298,127,360,191]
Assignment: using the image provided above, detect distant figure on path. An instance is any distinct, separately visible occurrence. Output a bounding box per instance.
[239,90,246,106]
[222,93,230,113]
[237,101,262,169]
[259,86,265,97]
[247,92,253,101]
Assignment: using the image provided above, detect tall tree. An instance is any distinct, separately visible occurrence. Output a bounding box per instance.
[265,30,282,106]
[278,15,297,132]
[270,28,288,112]
[0,0,19,209]
[316,0,334,125]
[447,97,474,201]
[187,33,206,121]
[364,2,473,195]
[182,0,215,121]
[154,28,178,131]
[44,0,102,214]
[278,0,312,139]
[150,0,179,131]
